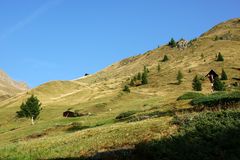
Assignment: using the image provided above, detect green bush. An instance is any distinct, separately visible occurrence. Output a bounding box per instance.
[134,110,240,160]
[190,91,240,109]
[115,111,137,120]
[177,92,205,101]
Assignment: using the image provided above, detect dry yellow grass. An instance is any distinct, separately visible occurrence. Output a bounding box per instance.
[0,18,240,159]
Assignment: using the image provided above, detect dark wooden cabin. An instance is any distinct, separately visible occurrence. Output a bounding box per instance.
[206,70,219,83]
[63,111,75,117]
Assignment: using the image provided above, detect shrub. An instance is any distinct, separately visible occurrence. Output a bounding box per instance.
[190,91,240,109]
[177,92,205,101]
[192,75,202,91]
[134,110,240,160]
[115,111,137,120]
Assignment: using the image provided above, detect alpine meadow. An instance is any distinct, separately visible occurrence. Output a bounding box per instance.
[0,1,240,160]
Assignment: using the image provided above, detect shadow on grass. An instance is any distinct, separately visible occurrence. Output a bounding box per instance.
[46,111,240,160]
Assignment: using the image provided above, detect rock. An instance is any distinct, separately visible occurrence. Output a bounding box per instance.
[177,39,189,49]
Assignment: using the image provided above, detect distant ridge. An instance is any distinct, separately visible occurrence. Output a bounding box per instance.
[0,69,28,100]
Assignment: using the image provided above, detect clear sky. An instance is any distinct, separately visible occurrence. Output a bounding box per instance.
[0,0,239,87]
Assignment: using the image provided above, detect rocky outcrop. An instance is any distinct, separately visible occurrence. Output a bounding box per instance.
[177,39,189,49]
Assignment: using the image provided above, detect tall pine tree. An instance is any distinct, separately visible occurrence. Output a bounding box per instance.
[16,95,42,125]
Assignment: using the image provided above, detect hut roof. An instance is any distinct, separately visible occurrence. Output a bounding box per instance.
[206,70,218,77]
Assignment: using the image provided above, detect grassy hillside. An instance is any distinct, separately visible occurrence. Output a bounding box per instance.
[0,18,240,159]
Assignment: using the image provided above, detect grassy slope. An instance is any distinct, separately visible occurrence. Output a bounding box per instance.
[0,18,240,159]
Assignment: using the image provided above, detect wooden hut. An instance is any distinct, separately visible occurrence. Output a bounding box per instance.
[63,111,75,117]
[206,70,219,83]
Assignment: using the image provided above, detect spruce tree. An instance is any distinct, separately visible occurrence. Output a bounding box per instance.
[216,52,224,61]
[130,79,135,86]
[213,77,225,91]
[221,68,228,80]
[142,72,148,85]
[162,55,169,62]
[168,38,176,48]
[16,95,42,125]
[192,75,202,91]
[144,66,149,73]
[123,85,130,93]
[157,63,161,73]
[137,72,142,80]
[133,75,137,81]
[177,70,184,85]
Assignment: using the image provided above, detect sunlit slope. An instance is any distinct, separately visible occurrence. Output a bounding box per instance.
[0,18,240,158]
[1,18,240,114]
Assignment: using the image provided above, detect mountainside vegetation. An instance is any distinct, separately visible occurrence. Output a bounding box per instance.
[0,18,240,159]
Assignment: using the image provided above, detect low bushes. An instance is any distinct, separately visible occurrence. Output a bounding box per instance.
[134,110,240,160]
[190,91,240,109]
[115,111,138,121]
[177,92,205,101]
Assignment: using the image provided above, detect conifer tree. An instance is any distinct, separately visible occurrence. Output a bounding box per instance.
[162,55,169,62]
[137,72,142,80]
[168,38,176,48]
[133,75,137,81]
[123,85,130,93]
[221,68,228,80]
[177,70,183,85]
[142,72,148,85]
[16,95,42,125]
[130,79,135,86]
[213,77,225,91]
[157,63,161,73]
[216,52,224,61]
[192,75,202,91]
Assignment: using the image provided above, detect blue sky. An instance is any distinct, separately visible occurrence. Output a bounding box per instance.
[0,0,239,87]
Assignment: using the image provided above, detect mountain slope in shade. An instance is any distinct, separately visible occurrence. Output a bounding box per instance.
[0,69,28,100]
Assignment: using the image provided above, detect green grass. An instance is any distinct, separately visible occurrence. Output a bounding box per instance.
[134,109,240,160]
[0,18,240,159]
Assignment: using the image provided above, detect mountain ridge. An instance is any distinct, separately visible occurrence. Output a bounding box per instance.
[0,69,28,100]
